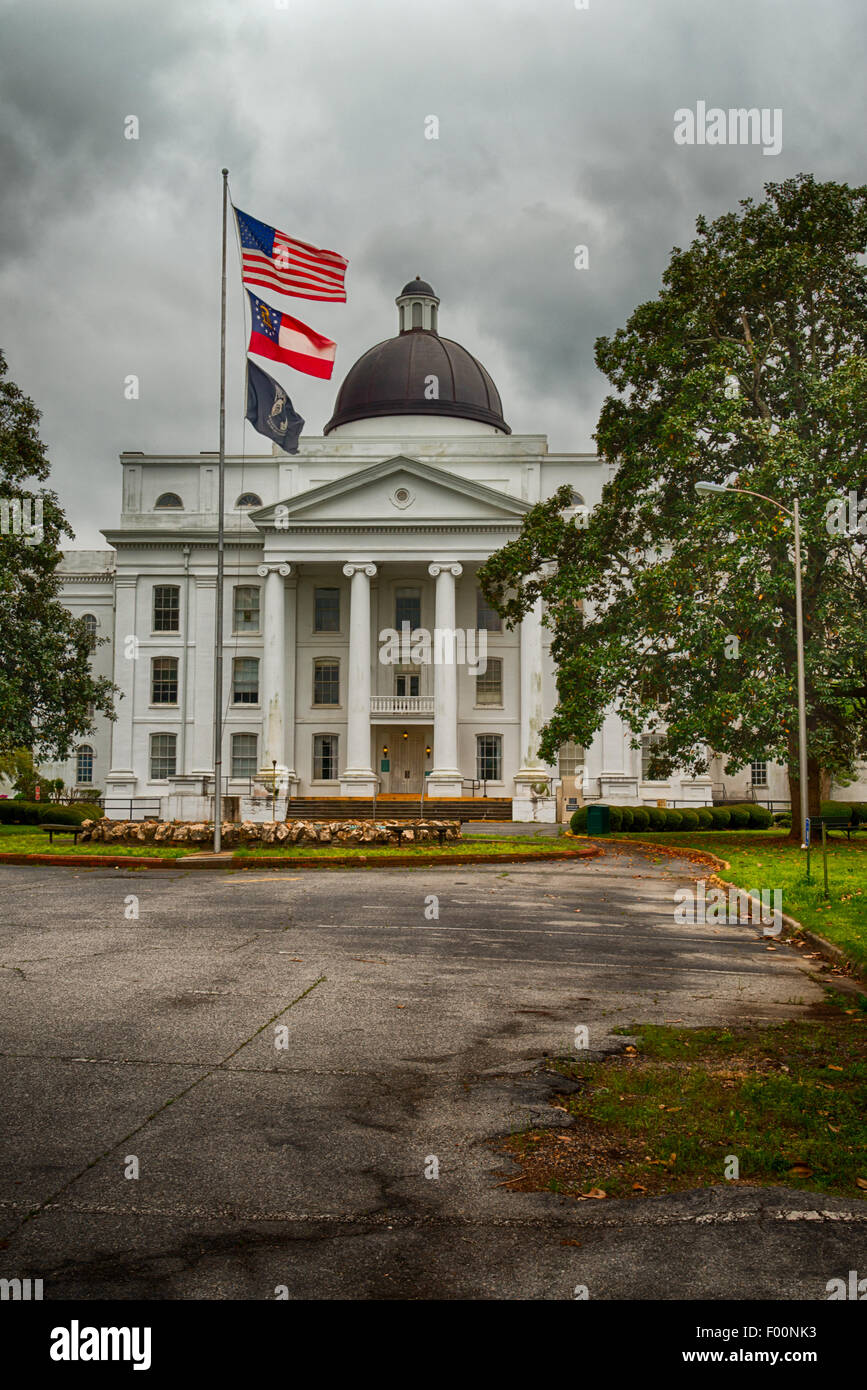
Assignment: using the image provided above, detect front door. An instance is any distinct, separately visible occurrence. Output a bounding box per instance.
[382,728,428,793]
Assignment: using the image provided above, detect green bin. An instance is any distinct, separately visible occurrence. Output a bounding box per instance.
[587,804,610,834]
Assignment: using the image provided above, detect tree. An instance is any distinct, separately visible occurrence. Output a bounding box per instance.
[0,350,116,759]
[479,175,867,842]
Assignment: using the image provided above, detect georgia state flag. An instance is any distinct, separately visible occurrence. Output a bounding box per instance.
[246,290,336,380]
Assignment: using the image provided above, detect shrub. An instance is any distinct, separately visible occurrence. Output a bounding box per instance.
[619,806,635,831]
[710,807,731,829]
[647,806,666,831]
[696,807,713,829]
[75,802,102,822]
[38,805,89,825]
[664,809,683,830]
[570,806,588,833]
[608,806,623,832]
[679,809,699,830]
[0,800,40,824]
[745,803,773,828]
[773,811,791,827]
[820,800,861,824]
[728,806,751,829]
[631,807,650,831]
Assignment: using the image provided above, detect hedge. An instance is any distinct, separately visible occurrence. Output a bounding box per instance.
[710,807,732,829]
[678,809,700,830]
[38,804,100,825]
[728,806,751,829]
[631,807,650,831]
[568,800,787,835]
[696,807,714,829]
[0,800,40,824]
[619,806,634,831]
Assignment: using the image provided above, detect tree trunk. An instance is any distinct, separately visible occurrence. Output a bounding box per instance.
[787,749,823,844]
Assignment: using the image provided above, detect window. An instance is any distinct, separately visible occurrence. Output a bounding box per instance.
[235,492,262,509]
[395,587,421,631]
[314,587,340,632]
[476,734,502,783]
[313,733,339,780]
[313,659,340,705]
[412,302,422,328]
[476,589,502,633]
[641,733,667,781]
[153,585,180,632]
[155,492,183,509]
[233,585,260,633]
[475,657,503,706]
[150,732,177,779]
[559,742,583,777]
[395,668,420,697]
[76,745,94,784]
[751,759,768,787]
[151,657,178,704]
[232,733,258,778]
[81,613,98,636]
[232,657,259,704]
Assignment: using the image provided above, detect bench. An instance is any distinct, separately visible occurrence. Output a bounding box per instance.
[810,815,863,842]
[40,824,82,845]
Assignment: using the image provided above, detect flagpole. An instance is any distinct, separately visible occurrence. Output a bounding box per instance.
[213,168,229,852]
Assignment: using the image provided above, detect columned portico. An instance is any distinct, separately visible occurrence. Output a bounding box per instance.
[426,562,463,796]
[340,562,378,795]
[256,562,294,784]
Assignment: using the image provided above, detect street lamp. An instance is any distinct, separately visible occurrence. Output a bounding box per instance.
[696,482,809,854]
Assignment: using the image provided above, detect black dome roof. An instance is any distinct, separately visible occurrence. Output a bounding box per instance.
[325,329,510,435]
[400,277,437,297]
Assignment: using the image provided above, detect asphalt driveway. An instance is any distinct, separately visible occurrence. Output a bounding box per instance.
[0,847,863,1300]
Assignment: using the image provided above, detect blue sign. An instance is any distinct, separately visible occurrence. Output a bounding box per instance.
[804,816,810,846]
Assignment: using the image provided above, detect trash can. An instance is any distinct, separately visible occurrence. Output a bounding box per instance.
[587,804,610,834]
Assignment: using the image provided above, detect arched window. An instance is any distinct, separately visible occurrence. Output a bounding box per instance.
[76,745,94,784]
[412,302,423,329]
[81,613,98,635]
[235,492,263,509]
[155,492,183,509]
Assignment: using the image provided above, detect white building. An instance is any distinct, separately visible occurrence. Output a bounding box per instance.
[51,278,858,818]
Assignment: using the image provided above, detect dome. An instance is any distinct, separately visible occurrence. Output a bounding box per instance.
[400,276,436,297]
[324,279,510,435]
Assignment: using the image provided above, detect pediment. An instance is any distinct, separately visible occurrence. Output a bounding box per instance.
[250,456,529,529]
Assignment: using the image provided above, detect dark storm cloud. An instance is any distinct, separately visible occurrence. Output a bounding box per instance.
[1,0,865,543]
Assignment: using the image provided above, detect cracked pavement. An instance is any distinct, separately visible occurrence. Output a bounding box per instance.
[0,846,863,1300]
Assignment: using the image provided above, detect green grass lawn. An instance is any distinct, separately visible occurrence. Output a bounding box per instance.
[494,992,867,1202]
[0,824,574,863]
[0,826,194,858]
[607,830,867,971]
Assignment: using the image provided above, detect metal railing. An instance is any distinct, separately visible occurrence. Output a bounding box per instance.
[101,798,162,822]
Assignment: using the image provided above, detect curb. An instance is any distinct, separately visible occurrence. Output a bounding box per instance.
[583,835,865,985]
[0,846,600,872]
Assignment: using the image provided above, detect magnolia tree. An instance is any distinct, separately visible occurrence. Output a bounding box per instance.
[0,350,116,761]
[479,175,867,842]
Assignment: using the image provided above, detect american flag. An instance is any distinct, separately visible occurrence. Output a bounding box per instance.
[235,206,347,303]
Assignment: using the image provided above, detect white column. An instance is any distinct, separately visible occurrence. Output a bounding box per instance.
[191,577,216,774]
[257,563,291,772]
[283,576,298,785]
[513,594,558,822]
[340,562,378,795]
[516,596,549,781]
[105,576,138,792]
[427,562,463,796]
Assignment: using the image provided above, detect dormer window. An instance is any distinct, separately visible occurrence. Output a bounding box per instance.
[155,492,183,509]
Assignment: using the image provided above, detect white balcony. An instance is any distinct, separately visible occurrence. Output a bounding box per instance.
[370,695,435,718]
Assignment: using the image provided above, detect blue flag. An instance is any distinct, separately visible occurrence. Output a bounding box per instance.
[245,359,304,453]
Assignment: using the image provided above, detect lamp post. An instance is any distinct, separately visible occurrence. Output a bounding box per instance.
[695,481,808,855]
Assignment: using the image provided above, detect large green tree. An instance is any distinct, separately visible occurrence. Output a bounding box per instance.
[480,175,867,841]
[0,350,116,759]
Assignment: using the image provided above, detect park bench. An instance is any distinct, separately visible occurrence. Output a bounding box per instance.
[810,814,863,842]
[39,824,82,845]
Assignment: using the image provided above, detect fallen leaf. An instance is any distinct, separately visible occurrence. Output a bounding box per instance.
[856,1178,867,1191]
[632,1183,647,1192]
[789,1164,813,1177]
[581,1187,607,1199]
[560,1238,582,1246]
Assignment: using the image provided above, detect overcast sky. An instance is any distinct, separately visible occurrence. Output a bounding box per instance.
[1,0,864,547]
